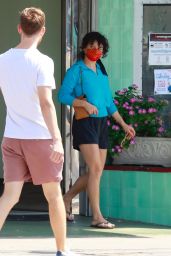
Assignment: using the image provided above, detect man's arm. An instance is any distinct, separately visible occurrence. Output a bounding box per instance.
[38,86,64,163]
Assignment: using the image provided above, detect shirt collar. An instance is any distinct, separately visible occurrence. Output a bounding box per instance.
[78,59,101,71]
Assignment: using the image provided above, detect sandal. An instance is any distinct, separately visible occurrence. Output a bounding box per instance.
[90,221,115,229]
[66,211,75,222]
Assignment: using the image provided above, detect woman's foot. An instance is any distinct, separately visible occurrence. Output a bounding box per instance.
[63,195,74,222]
[91,217,115,229]
[66,211,74,222]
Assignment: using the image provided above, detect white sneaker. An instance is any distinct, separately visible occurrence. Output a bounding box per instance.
[56,251,80,256]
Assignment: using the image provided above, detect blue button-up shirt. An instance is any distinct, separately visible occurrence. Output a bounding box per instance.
[58,60,117,117]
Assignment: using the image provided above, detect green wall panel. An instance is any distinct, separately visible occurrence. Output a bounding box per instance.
[100,170,171,226]
[97,0,134,93]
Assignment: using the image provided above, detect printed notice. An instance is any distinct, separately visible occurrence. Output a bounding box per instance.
[154,69,171,95]
[149,33,171,65]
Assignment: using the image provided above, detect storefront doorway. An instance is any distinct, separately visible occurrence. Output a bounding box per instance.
[0,0,96,214]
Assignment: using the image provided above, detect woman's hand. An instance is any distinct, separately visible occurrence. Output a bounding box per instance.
[122,124,136,139]
[112,111,136,139]
[73,98,98,115]
[84,102,98,115]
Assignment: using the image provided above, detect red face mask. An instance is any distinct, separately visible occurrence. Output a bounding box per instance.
[85,48,103,61]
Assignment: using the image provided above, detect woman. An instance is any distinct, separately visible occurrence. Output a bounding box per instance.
[58,32,135,228]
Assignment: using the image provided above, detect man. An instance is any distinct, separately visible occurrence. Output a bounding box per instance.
[0,7,76,256]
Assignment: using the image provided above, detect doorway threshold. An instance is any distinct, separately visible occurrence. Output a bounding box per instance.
[7,210,49,221]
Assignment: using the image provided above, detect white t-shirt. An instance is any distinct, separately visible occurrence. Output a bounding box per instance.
[0,48,56,139]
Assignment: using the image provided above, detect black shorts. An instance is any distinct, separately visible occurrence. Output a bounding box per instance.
[72,116,108,151]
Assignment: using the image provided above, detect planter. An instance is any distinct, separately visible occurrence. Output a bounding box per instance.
[113,137,171,167]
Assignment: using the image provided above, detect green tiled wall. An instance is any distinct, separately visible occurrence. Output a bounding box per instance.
[98,0,171,227]
[100,170,171,226]
[97,0,134,92]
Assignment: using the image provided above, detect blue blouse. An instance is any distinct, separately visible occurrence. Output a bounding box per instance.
[58,60,117,117]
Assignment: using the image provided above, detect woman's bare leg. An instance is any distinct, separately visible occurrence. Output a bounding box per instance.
[63,146,109,223]
[63,173,88,217]
[79,144,107,223]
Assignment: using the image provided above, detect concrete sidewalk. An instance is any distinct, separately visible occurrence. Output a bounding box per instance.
[1,236,171,256]
[1,215,171,256]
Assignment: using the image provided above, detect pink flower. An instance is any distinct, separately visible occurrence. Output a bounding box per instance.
[107,120,111,126]
[158,127,165,133]
[123,103,129,108]
[130,98,136,103]
[114,99,119,105]
[114,145,123,153]
[117,90,125,95]
[138,108,147,114]
[142,109,147,114]
[148,108,157,113]
[130,139,136,144]
[138,109,143,114]
[128,106,133,110]
[112,125,120,131]
[134,123,138,127]
[129,110,135,116]
[148,97,156,103]
[148,108,153,113]
[117,148,122,153]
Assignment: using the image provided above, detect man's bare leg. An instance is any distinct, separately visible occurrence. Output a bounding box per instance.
[0,181,24,230]
[42,182,66,252]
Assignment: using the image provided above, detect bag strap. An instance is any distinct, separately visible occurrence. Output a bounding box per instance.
[79,67,84,95]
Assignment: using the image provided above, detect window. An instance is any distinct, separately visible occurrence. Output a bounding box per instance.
[134,0,171,132]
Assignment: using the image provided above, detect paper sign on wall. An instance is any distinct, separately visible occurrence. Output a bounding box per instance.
[149,33,171,65]
[154,69,171,95]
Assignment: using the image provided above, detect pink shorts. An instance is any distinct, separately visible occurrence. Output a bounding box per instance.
[1,137,63,185]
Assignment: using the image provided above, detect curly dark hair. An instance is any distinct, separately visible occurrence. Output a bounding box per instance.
[80,31,109,59]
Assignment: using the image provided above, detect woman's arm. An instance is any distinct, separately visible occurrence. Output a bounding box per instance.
[112,111,135,138]
[58,68,78,106]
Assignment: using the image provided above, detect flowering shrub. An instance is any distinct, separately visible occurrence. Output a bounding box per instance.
[107,85,169,160]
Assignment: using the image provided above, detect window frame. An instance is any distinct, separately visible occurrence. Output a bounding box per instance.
[133,0,171,91]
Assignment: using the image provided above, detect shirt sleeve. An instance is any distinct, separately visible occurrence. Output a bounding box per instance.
[37,57,56,89]
[107,100,118,116]
[106,87,118,116]
[58,67,78,106]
